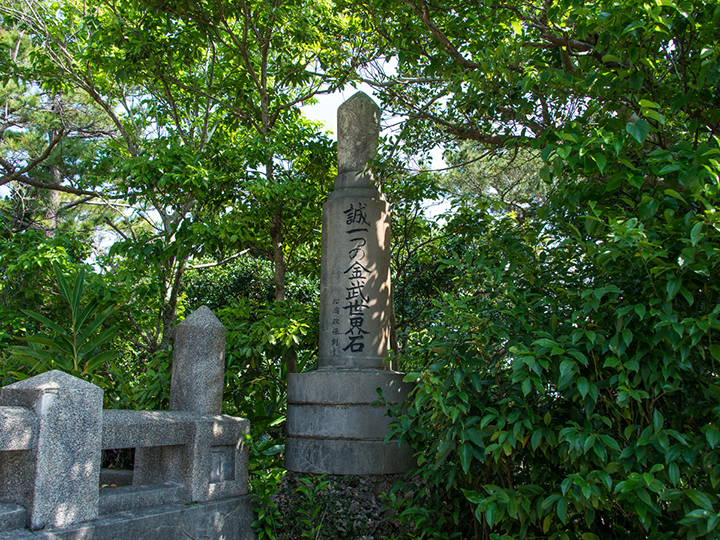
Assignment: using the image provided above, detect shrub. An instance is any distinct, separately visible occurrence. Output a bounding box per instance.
[388,171,720,539]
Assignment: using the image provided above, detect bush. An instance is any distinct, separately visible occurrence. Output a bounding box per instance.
[388,169,720,539]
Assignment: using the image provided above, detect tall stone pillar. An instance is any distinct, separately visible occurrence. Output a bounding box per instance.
[285,92,415,475]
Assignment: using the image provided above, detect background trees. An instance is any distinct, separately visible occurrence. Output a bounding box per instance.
[0,0,353,360]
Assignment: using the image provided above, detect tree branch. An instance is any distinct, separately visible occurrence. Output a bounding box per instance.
[104,216,129,240]
[0,128,65,186]
[190,248,251,269]
[3,173,102,197]
[401,0,482,70]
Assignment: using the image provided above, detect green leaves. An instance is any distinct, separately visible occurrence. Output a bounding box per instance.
[690,222,704,246]
[577,377,590,398]
[558,359,576,389]
[385,136,720,537]
[686,489,716,512]
[10,263,118,379]
[626,118,651,144]
[665,275,682,301]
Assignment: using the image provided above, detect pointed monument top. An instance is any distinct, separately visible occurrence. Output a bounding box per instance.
[178,305,225,330]
[337,91,381,177]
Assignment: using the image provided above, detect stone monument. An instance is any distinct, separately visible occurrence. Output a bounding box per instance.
[285,92,415,475]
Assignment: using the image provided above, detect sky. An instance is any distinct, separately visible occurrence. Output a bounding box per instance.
[301,83,447,169]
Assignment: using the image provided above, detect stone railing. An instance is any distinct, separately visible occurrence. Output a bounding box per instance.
[0,306,254,540]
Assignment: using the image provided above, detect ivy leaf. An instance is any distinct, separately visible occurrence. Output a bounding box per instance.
[666,277,682,300]
[557,498,568,524]
[690,223,704,246]
[626,119,651,143]
[643,109,666,125]
[540,165,552,184]
[592,154,608,173]
[686,489,715,511]
[459,442,473,473]
[558,359,576,389]
[705,425,720,448]
[668,462,680,486]
[485,503,497,528]
[577,376,590,398]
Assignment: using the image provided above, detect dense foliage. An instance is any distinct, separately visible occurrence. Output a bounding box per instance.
[387,175,720,538]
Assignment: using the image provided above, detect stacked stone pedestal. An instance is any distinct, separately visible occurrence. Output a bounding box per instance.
[285,92,416,476]
[286,370,414,475]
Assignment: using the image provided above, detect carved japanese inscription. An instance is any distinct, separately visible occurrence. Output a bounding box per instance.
[342,202,372,353]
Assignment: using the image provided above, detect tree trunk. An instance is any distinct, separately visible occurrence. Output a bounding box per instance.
[270,214,286,302]
[266,158,287,303]
[265,157,295,372]
[44,163,61,237]
[44,123,62,237]
[158,254,189,352]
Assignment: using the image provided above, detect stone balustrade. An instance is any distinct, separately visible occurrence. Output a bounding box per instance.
[0,306,255,540]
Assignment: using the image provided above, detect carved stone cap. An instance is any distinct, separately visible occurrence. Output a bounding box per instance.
[177,305,225,331]
[337,91,381,182]
[0,370,102,414]
[2,370,99,392]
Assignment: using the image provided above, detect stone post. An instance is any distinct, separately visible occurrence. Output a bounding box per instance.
[169,305,227,415]
[133,305,248,500]
[285,92,415,475]
[0,370,103,530]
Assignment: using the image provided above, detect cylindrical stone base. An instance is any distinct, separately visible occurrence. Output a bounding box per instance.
[285,438,415,475]
[284,369,416,475]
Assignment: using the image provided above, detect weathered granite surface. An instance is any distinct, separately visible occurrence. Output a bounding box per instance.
[285,438,415,475]
[0,371,103,530]
[317,93,392,369]
[169,305,227,415]
[287,369,412,404]
[318,190,392,369]
[0,407,37,451]
[286,93,415,476]
[0,503,27,533]
[98,482,185,515]
[103,409,250,503]
[336,91,382,183]
[0,495,256,540]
